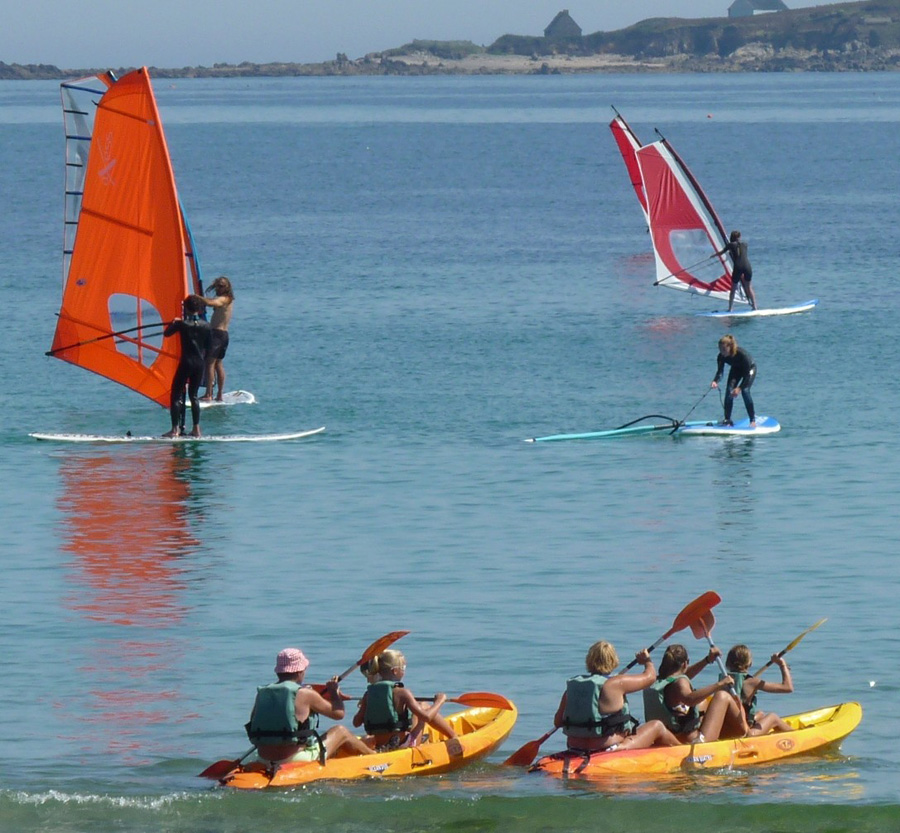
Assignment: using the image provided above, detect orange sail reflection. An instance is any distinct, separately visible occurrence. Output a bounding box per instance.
[57,447,203,762]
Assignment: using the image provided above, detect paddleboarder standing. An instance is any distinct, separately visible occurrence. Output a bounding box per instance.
[711,334,757,428]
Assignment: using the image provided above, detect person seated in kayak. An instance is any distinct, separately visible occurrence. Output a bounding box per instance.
[711,333,757,428]
[643,644,748,743]
[352,649,457,750]
[552,640,681,754]
[722,644,793,735]
[245,647,370,764]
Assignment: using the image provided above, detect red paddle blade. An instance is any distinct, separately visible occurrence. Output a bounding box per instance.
[671,591,721,635]
[450,691,514,710]
[502,738,544,767]
[689,608,716,639]
[333,630,411,683]
[199,758,238,778]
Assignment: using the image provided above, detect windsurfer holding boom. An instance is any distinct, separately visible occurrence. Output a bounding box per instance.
[163,295,211,438]
[717,230,757,311]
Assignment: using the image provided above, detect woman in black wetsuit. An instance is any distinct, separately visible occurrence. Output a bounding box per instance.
[711,334,756,427]
[720,230,757,312]
[163,295,211,438]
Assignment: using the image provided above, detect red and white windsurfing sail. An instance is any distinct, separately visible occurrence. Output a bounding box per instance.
[609,108,649,225]
[636,135,745,304]
[51,67,202,407]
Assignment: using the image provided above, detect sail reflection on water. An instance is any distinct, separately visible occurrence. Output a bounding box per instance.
[56,447,203,762]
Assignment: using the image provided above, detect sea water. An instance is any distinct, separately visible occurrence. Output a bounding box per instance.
[0,72,898,831]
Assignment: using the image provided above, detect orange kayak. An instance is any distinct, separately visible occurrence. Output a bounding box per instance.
[531,702,861,779]
[216,692,517,789]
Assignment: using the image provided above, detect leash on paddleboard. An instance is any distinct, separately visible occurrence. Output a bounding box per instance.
[670,387,714,434]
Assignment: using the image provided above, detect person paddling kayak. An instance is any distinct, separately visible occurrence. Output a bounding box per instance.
[245,647,370,764]
[553,640,681,754]
[722,644,793,735]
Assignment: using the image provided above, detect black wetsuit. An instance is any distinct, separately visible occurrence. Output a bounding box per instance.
[165,316,211,430]
[714,346,757,423]
[726,240,752,282]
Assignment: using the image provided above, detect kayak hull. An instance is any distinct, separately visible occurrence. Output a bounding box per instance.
[220,697,517,788]
[531,702,861,778]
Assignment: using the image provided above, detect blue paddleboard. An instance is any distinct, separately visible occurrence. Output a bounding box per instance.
[675,416,780,436]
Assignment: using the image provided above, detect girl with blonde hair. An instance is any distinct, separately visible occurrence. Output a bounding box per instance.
[711,334,758,427]
[353,650,457,750]
[553,640,681,754]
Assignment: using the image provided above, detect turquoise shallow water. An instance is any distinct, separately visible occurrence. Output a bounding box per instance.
[1,72,898,830]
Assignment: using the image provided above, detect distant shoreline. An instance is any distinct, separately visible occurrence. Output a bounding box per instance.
[5,46,900,81]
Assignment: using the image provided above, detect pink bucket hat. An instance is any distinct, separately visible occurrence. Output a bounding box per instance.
[275,648,309,674]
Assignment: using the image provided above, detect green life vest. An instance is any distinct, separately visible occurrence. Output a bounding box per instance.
[721,670,758,721]
[563,673,636,739]
[642,674,700,733]
[246,680,319,745]
[364,681,411,734]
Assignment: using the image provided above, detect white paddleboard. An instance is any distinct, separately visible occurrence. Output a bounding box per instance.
[199,390,257,409]
[696,300,818,318]
[675,416,780,436]
[30,427,325,444]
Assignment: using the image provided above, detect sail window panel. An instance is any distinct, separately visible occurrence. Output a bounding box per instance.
[107,293,165,364]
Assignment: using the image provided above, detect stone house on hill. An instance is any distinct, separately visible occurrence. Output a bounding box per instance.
[544,10,582,39]
[728,0,788,17]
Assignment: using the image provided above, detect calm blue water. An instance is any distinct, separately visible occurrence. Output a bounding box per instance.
[1,72,898,831]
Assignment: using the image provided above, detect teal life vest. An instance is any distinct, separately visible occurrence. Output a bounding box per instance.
[721,670,758,721]
[364,681,411,734]
[562,673,637,739]
[246,680,319,746]
[642,674,700,734]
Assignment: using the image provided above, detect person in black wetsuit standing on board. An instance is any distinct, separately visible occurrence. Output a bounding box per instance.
[711,334,757,428]
[162,295,211,438]
[719,230,757,312]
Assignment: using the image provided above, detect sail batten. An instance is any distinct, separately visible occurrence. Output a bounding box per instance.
[52,67,200,407]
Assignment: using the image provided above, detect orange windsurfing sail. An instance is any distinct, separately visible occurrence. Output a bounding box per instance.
[50,67,201,407]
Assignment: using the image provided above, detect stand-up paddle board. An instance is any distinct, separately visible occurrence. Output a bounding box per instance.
[199,390,257,409]
[675,416,780,435]
[30,427,325,444]
[696,300,818,318]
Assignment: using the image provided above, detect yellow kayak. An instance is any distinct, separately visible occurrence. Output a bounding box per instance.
[531,702,861,778]
[216,692,516,789]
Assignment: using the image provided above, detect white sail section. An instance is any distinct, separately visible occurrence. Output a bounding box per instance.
[60,74,113,288]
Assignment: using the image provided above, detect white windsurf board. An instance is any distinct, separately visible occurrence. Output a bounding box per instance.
[198,390,256,409]
[30,427,324,444]
[696,300,818,318]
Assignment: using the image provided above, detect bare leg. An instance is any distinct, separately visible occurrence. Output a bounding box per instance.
[618,720,681,750]
[201,359,215,400]
[323,725,371,758]
[214,360,225,401]
[698,691,746,742]
[748,712,791,735]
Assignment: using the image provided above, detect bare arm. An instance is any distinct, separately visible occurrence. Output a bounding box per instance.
[296,677,346,722]
[756,656,794,695]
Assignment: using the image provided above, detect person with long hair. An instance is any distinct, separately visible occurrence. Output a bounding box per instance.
[711,334,757,427]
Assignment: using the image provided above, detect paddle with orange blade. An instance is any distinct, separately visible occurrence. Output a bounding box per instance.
[502,591,721,767]
[199,630,410,779]
[690,607,739,698]
[311,629,411,694]
[749,619,827,679]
